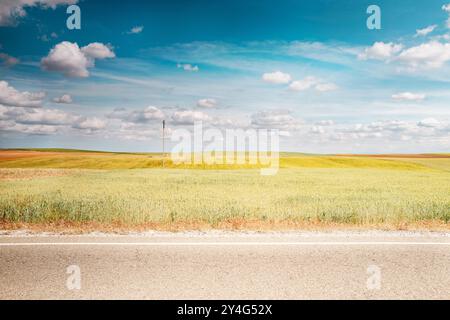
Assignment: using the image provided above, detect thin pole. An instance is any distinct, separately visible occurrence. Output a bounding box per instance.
[162,120,165,168]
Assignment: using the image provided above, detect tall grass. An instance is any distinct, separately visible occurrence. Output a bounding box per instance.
[0,152,432,170]
[1,167,449,227]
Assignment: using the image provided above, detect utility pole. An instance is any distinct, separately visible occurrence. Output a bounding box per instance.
[162,120,165,168]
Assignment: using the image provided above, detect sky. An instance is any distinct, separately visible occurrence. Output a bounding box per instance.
[0,0,449,153]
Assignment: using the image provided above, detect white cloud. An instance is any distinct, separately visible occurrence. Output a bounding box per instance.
[315,120,334,126]
[127,26,144,34]
[108,106,164,123]
[197,98,217,108]
[41,41,115,78]
[310,125,325,134]
[0,120,59,135]
[289,76,337,92]
[251,110,299,129]
[171,110,210,125]
[315,82,338,92]
[418,117,441,128]
[392,92,426,102]
[0,0,78,26]
[12,108,74,125]
[177,63,199,72]
[358,42,403,61]
[81,43,115,59]
[0,52,19,66]
[289,76,318,91]
[443,2,450,27]
[53,94,73,104]
[0,104,107,135]
[415,25,437,37]
[41,42,89,77]
[396,41,450,69]
[360,39,450,70]
[127,106,164,123]
[262,71,292,84]
[0,81,45,108]
[72,117,106,131]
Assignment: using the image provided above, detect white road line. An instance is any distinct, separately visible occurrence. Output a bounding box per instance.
[0,241,449,246]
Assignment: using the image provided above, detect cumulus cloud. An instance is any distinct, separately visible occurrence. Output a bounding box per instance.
[0,104,107,135]
[315,120,334,126]
[0,52,19,66]
[72,117,106,131]
[0,0,78,26]
[41,42,89,77]
[443,3,450,27]
[0,121,59,135]
[392,92,426,101]
[116,122,162,141]
[171,110,210,125]
[415,25,437,37]
[197,98,217,108]
[319,118,450,148]
[127,26,143,34]
[315,82,338,92]
[251,110,299,129]
[396,41,450,69]
[310,125,326,134]
[0,81,45,108]
[53,94,73,104]
[108,106,164,123]
[177,63,199,72]
[289,76,337,92]
[359,40,450,70]
[12,107,75,125]
[418,117,441,128]
[80,42,115,59]
[358,42,403,61]
[289,76,317,91]
[41,41,115,77]
[262,71,292,84]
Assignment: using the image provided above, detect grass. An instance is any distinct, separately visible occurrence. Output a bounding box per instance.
[0,149,437,170]
[0,149,449,231]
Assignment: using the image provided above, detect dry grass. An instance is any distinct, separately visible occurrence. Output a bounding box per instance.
[1,149,449,232]
[0,149,435,170]
[0,168,81,180]
[1,167,449,231]
[1,219,449,234]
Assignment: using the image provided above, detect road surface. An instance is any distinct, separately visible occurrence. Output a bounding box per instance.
[0,231,449,299]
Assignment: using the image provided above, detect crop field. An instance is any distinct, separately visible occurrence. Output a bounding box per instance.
[0,149,449,231]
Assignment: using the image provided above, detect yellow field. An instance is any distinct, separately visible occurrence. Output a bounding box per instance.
[0,149,440,170]
[0,149,449,231]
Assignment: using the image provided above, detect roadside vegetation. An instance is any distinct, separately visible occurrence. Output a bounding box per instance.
[0,149,449,231]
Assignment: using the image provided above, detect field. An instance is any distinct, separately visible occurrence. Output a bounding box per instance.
[0,149,449,231]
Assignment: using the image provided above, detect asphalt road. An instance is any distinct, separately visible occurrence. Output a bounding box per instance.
[0,231,449,299]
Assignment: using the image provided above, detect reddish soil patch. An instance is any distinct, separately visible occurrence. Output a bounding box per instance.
[0,150,100,161]
[336,154,450,159]
[0,219,449,233]
[0,151,64,160]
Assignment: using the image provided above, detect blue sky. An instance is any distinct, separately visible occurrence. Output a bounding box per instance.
[0,0,449,153]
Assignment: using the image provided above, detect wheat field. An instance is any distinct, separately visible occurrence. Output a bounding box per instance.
[0,149,449,231]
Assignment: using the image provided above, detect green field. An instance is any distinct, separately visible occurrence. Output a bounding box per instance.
[0,149,449,231]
